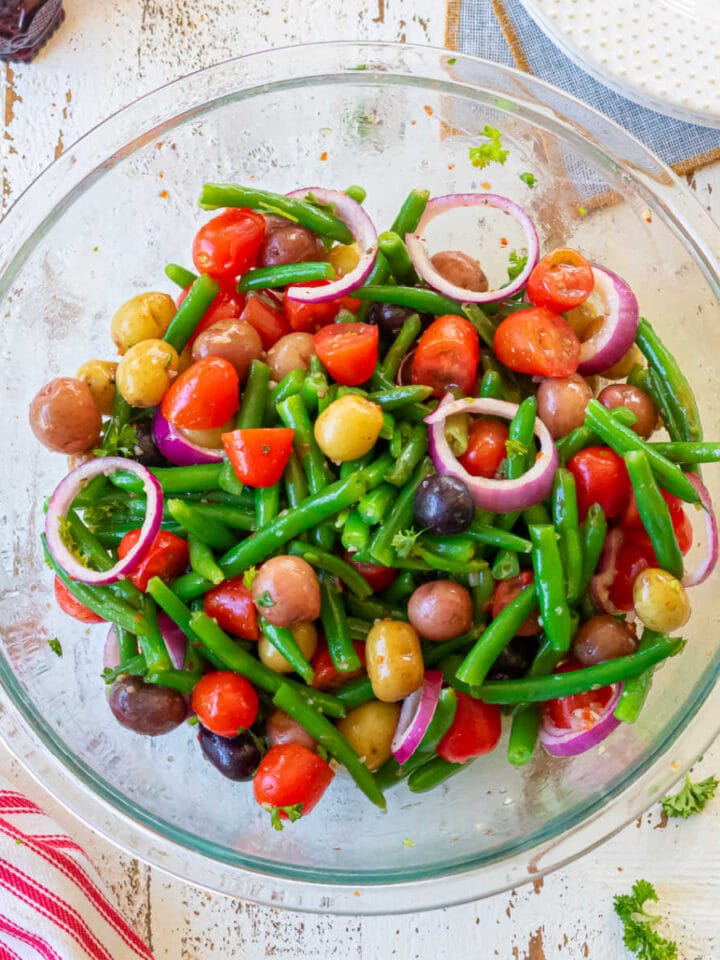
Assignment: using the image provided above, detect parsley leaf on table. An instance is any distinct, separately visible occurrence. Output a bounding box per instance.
[613,880,678,960]
[468,125,508,170]
[507,250,528,282]
[519,172,537,188]
[661,772,718,819]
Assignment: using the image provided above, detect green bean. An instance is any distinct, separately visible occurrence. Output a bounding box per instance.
[115,626,140,666]
[480,353,522,404]
[390,189,430,235]
[420,535,475,564]
[584,399,699,503]
[367,457,432,566]
[529,524,572,652]
[407,756,466,793]
[645,367,684,442]
[636,317,702,443]
[377,230,418,285]
[164,263,197,288]
[347,617,371,640]
[176,502,255,532]
[339,449,374,480]
[270,369,306,408]
[497,396,537,535]
[368,384,433,411]
[301,360,330,413]
[381,570,416,603]
[277,393,328,495]
[613,630,663,724]
[341,510,371,553]
[237,261,334,293]
[423,628,483,667]
[479,369,505,400]
[287,541,372,598]
[578,503,607,600]
[555,407,638,464]
[135,599,173,672]
[237,359,271,429]
[345,184,366,204]
[472,634,683,703]
[357,483,396,525]
[163,273,219,354]
[507,706,542,767]
[188,536,224,585]
[272,683,386,809]
[259,618,314,684]
[646,441,720,464]
[356,452,395,488]
[551,468,583,605]
[385,423,428,487]
[109,463,223,495]
[167,499,237,551]
[254,483,280,529]
[200,184,354,244]
[463,303,498,351]
[65,510,145,609]
[72,474,110,507]
[103,655,147,682]
[491,549,520,580]
[470,567,495,622]
[465,521,531,554]
[346,595,408,623]
[455,583,537,686]
[95,522,185,550]
[334,674,374,711]
[218,457,245,496]
[145,668,200,694]
[353,285,466,317]
[624,450,684,579]
[319,576,362,673]
[98,390,134,456]
[377,315,423,382]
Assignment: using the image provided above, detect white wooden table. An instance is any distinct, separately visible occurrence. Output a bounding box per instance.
[2,2,720,956]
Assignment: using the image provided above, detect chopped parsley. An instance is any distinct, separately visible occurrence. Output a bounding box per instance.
[264,802,303,831]
[304,191,336,215]
[447,57,457,65]
[48,637,63,657]
[519,172,537,188]
[391,528,421,559]
[507,250,528,282]
[468,125,508,170]
[255,590,275,608]
[661,773,718,819]
[505,439,528,459]
[242,566,259,590]
[613,880,678,960]
[402,837,416,847]
[96,421,138,458]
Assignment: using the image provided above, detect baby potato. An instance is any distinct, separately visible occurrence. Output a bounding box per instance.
[633,568,690,633]
[365,619,424,703]
[115,338,178,408]
[75,359,117,415]
[314,394,383,462]
[336,700,401,771]
[258,621,319,674]
[111,291,177,354]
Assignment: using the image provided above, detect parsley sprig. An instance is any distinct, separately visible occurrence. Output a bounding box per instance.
[613,880,678,960]
[661,773,718,819]
[468,125,508,170]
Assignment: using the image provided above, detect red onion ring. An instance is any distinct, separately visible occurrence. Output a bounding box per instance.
[157,612,187,670]
[284,188,377,302]
[576,266,639,375]
[405,193,539,303]
[681,473,718,587]
[539,683,624,757]
[45,457,163,585]
[391,670,443,766]
[425,396,558,512]
[152,408,223,466]
[589,527,630,617]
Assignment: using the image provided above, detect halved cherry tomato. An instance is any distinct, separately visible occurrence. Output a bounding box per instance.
[620,490,693,556]
[314,322,379,386]
[283,281,361,333]
[53,577,105,623]
[161,356,239,430]
[411,314,480,398]
[341,553,398,592]
[240,293,291,349]
[192,209,266,282]
[567,446,631,522]
[543,660,615,731]
[221,427,294,488]
[526,248,594,312]
[606,537,654,612]
[436,691,501,763]
[204,576,259,641]
[493,306,580,378]
[458,417,509,478]
[310,638,366,689]
[191,671,259,738]
[117,529,189,592]
[253,743,334,821]
[490,571,541,637]
[176,284,247,347]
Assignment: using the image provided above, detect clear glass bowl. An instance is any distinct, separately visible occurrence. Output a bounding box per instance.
[1,42,719,915]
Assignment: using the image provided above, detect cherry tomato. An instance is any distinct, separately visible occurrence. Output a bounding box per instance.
[606,537,654,612]
[204,576,259,641]
[313,322,379,386]
[253,743,334,821]
[436,691,501,763]
[53,577,105,623]
[160,356,239,430]
[240,293,291,350]
[567,446,631,521]
[341,553,398,592]
[310,638,366,689]
[543,661,615,731]
[493,306,580,378]
[117,529,189,592]
[176,284,246,347]
[620,491,693,556]
[526,248,594,312]
[192,209,266,281]
[458,417,509,478]
[191,671,259,738]
[490,571,541,637]
[221,427,294,488]
[283,281,361,333]
[411,314,480,398]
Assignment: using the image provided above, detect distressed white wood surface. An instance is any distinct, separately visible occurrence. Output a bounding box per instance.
[2,3,720,957]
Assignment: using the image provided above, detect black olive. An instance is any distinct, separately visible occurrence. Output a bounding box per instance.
[368,302,432,337]
[132,420,167,466]
[486,635,540,681]
[197,727,262,781]
[413,474,474,535]
[108,675,187,736]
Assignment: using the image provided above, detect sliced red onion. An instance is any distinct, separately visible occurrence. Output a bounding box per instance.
[589,527,628,617]
[152,408,223,466]
[395,349,415,387]
[425,396,558,512]
[405,193,539,303]
[103,626,121,671]
[45,457,163,586]
[284,188,377,302]
[391,670,443,766]
[157,612,187,670]
[681,473,718,587]
[576,266,639,375]
[539,683,623,757]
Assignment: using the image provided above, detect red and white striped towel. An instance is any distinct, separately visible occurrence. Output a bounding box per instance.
[0,785,155,960]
